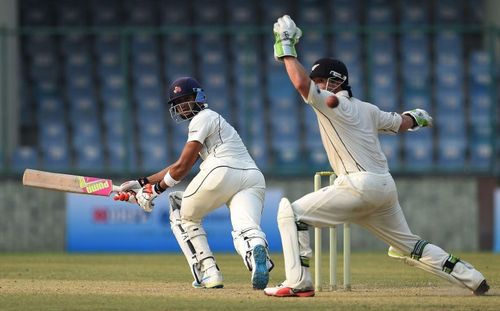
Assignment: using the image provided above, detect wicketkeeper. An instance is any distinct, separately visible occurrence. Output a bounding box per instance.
[264,15,489,297]
[115,77,274,290]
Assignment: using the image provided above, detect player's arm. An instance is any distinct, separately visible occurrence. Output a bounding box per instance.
[283,57,311,99]
[273,15,309,97]
[398,114,417,132]
[155,141,202,190]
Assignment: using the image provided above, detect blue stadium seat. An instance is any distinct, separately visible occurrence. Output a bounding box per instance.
[163,34,195,80]
[95,34,121,54]
[248,140,269,170]
[298,1,326,26]
[30,52,59,80]
[41,142,71,171]
[403,92,431,112]
[124,0,156,25]
[133,73,162,102]
[90,0,121,26]
[24,34,55,55]
[367,1,393,25]
[401,33,430,92]
[401,1,429,26]
[371,73,398,111]
[106,141,137,171]
[131,34,158,54]
[435,0,463,24]
[61,34,91,55]
[75,143,105,171]
[436,65,463,90]
[435,89,464,115]
[227,1,256,25]
[65,52,92,77]
[330,0,360,26]
[300,31,327,63]
[68,96,99,122]
[437,138,466,170]
[469,115,493,140]
[159,1,190,26]
[56,0,86,26]
[469,139,493,170]
[193,0,224,25]
[436,114,466,138]
[102,96,126,124]
[270,116,300,154]
[71,118,101,148]
[39,120,68,146]
[469,92,492,116]
[403,131,433,171]
[379,135,401,170]
[66,74,96,100]
[37,96,65,120]
[259,0,289,24]
[132,51,160,77]
[435,32,463,55]
[139,142,170,172]
[11,146,39,171]
[21,0,51,25]
[273,146,302,170]
[100,73,125,103]
[308,145,329,170]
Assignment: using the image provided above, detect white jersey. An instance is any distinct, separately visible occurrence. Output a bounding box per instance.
[304,82,402,175]
[187,109,258,171]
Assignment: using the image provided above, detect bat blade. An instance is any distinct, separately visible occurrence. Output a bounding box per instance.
[22,169,120,196]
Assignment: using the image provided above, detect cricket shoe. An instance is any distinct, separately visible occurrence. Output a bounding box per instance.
[264,284,315,297]
[473,279,489,296]
[192,269,224,289]
[251,245,269,289]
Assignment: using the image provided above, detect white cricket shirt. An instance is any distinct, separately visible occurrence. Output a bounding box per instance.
[187,109,258,171]
[304,82,402,175]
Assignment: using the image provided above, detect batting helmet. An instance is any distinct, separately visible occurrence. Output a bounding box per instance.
[309,58,353,96]
[167,77,208,122]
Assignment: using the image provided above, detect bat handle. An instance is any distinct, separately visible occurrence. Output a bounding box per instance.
[112,185,121,193]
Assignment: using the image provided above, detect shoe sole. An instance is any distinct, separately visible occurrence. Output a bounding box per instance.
[264,289,315,297]
[252,245,269,289]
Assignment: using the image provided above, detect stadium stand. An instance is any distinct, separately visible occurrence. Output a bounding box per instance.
[12,0,496,175]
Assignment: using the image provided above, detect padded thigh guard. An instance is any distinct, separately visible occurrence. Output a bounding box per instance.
[232,227,273,271]
[169,191,215,284]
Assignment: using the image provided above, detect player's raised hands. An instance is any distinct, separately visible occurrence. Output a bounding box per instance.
[273,15,302,61]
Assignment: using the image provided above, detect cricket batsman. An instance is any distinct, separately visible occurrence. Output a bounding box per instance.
[264,15,489,297]
[115,77,273,289]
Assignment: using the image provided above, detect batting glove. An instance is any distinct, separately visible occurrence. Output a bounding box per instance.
[403,108,433,131]
[136,184,160,213]
[273,15,302,61]
[113,177,150,203]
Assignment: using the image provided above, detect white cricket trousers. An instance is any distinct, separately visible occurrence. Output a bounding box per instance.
[180,166,266,232]
[291,171,484,290]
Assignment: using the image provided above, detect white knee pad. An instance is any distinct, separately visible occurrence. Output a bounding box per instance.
[232,227,273,271]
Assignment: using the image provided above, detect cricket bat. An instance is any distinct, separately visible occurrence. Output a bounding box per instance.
[22,169,120,196]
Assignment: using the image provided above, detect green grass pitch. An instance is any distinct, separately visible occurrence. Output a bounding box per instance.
[0,252,498,310]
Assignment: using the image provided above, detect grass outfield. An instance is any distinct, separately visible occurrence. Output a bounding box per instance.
[0,252,498,310]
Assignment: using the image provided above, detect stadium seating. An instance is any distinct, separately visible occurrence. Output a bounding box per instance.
[14,0,494,175]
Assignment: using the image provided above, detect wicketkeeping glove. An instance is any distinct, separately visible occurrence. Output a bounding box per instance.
[403,108,433,131]
[136,184,160,213]
[273,15,302,61]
